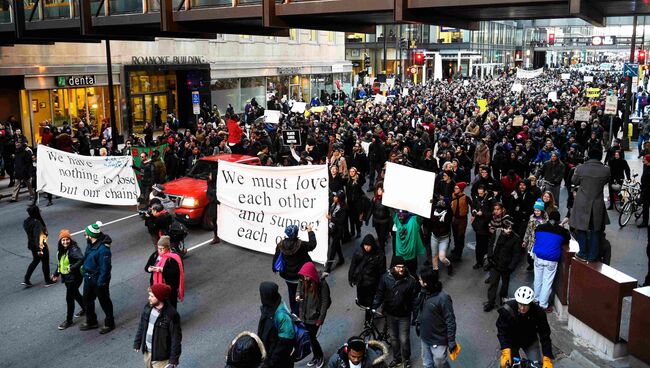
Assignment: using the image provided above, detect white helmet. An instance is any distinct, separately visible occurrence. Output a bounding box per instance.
[514,286,535,305]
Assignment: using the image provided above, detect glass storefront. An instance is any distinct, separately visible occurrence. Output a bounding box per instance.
[22,86,121,144]
[128,71,178,132]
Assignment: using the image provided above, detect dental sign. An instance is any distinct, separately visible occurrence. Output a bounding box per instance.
[591,36,616,46]
[55,75,96,87]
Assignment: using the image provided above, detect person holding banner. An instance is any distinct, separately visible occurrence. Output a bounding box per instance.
[272,224,317,316]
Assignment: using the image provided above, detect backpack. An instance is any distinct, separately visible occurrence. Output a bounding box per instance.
[291,320,312,362]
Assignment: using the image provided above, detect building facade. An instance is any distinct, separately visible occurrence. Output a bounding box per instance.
[0,30,351,145]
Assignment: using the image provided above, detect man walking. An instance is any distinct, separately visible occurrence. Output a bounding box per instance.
[539,152,565,205]
[570,150,610,262]
[134,284,182,368]
[373,256,420,368]
[11,141,34,202]
[80,221,115,334]
[532,211,570,313]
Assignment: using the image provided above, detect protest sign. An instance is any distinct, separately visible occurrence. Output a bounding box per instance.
[290,102,307,113]
[511,83,523,93]
[216,161,328,264]
[374,94,388,104]
[282,130,301,146]
[586,88,601,98]
[361,141,370,156]
[561,73,571,80]
[36,145,140,205]
[574,107,591,122]
[477,99,487,113]
[402,88,409,96]
[583,76,594,83]
[548,91,558,101]
[264,110,282,124]
[513,115,524,127]
[382,162,435,218]
[605,96,618,115]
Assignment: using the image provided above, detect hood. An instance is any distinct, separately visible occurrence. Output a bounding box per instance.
[360,234,377,253]
[367,340,390,365]
[259,282,281,308]
[278,237,301,256]
[298,262,320,284]
[225,331,267,368]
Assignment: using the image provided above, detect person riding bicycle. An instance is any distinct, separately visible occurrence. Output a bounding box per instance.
[496,286,553,368]
[326,336,389,368]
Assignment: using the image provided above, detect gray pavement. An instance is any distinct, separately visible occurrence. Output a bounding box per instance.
[0,149,648,368]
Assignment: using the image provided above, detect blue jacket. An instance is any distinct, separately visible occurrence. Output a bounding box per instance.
[83,234,112,286]
[535,148,560,163]
[532,222,570,262]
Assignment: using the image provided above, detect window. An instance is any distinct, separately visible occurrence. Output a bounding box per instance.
[309,30,318,43]
[212,79,240,113]
[289,29,297,42]
[328,31,335,44]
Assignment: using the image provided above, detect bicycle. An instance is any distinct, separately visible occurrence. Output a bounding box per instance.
[505,357,540,368]
[614,173,640,213]
[355,299,391,347]
[618,187,644,227]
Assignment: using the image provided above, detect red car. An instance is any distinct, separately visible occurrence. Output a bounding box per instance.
[163,154,261,228]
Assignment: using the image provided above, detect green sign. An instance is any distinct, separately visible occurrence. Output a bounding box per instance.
[55,75,96,87]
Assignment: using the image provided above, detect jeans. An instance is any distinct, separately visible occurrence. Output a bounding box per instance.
[84,282,115,327]
[387,314,412,362]
[24,247,50,283]
[304,323,323,359]
[421,342,449,368]
[65,279,84,323]
[487,269,511,305]
[533,256,558,309]
[286,280,299,315]
[512,341,542,362]
[431,235,451,269]
[575,230,601,262]
[547,183,561,207]
[12,177,34,201]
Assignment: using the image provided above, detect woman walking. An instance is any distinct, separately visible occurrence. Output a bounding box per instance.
[145,236,185,309]
[296,262,331,368]
[326,192,347,273]
[52,229,85,329]
[367,182,391,250]
[22,205,54,287]
[345,167,366,239]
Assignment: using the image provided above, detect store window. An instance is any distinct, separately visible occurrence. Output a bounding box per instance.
[266,76,288,106]
[129,71,177,133]
[240,77,266,111]
[308,30,318,43]
[289,29,297,42]
[109,0,143,14]
[310,74,333,102]
[328,31,335,44]
[212,79,240,113]
[44,0,71,19]
[147,0,160,12]
[190,0,231,7]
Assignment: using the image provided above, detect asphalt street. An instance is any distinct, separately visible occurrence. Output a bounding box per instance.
[0,152,647,368]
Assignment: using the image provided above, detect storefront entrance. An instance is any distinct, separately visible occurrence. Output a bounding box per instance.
[131,93,169,130]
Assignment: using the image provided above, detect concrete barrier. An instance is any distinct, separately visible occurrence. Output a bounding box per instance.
[628,287,650,365]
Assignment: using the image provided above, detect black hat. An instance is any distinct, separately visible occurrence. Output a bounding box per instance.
[390,255,406,268]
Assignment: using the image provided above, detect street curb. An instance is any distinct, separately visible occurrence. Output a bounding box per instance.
[569,350,602,368]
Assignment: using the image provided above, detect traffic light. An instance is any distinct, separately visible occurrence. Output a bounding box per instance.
[363,54,371,68]
[639,49,646,65]
[414,52,424,65]
[548,33,555,45]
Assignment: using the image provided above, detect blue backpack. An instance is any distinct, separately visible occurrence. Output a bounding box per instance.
[291,321,312,362]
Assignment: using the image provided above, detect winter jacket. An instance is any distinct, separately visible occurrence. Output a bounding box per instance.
[145,251,181,291]
[429,207,452,238]
[135,159,155,187]
[133,302,182,365]
[346,176,366,210]
[471,193,494,235]
[393,213,426,261]
[533,222,570,262]
[82,234,112,286]
[23,217,45,252]
[541,160,565,186]
[372,269,420,317]
[14,146,32,180]
[497,300,553,358]
[226,331,267,368]
[145,210,173,236]
[54,240,83,284]
[450,192,470,219]
[348,235,386,288]
[258,283,294,368]
[227,119,243,145]
[414,289,457,346]
[569,159,611,231]
[327,340,389,368]
[368,197,391,226]
[471,175,501,197]
[487,229,520,273]
[272,231,317,281]
[509,189,535,222]
[296,274,331,325]
[522,214,548,252]
[329,203,348,237]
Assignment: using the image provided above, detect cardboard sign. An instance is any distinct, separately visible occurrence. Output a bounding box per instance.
[264,109,282,124]
[282,130,301,146]
[511,83,523,92]
[605,95,618,115]
[382,162,435,218]
[574,107,591,122]
[290,102,307,114]
[548,91,558,101]
[583,76,594,83]
[561,73,571,80]
[513,115,524,127]
[586,88,601,98]
[477,99,487,113]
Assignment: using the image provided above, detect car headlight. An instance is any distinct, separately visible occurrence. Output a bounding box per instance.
[180,197,199,208]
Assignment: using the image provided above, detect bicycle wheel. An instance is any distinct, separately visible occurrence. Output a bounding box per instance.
[358,328,372,342]
[619,201,634,227]
[615,190,628,213]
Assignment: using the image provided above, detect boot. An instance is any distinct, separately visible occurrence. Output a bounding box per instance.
[211,235,220,244]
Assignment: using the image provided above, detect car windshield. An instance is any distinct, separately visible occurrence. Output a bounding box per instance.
[186,160,218,180]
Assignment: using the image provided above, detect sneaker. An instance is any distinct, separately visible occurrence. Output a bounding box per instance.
[307,357,324,367]
[21,281,33,288]
[99,325,115,334]
[58,321,73,330]
[44,281,56,288]
[472,262,483,270]
[388,360,402,368]
[315,357,324,368]
[307,357,318,367]
[483,302,495,312]
[79,322,99,331]
[403,360,411,368]
[74,310,85,318]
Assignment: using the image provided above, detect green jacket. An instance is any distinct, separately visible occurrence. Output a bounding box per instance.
[393,213,426,261]
[274,303,295,340]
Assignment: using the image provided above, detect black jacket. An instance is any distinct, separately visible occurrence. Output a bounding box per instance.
[272,231,317,281]
[348,235,386,288]
[541,160,565,186]
[368,197,391,226]
[134,302,182,364]
[487,230,521,273]
[14,147,32,180]
[327,340,389,368]
[23,217,45,252]
[144,251,181,291]
[145,211,173,236]
[372,270,420,317]
[471,193,494,235]
[413,288,456,346]
[54,240,84,284]
[497,300,553,358]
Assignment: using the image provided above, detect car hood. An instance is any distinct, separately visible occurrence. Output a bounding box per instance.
[163,177,207,197]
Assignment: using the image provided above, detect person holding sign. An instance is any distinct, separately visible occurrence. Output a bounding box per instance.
[392,210,426,277]
[272,224,316,315]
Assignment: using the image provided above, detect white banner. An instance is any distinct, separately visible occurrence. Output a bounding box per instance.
[516,67,544,79]
[290,102,307,114]
[36,145,139,205]
[583,76,594,83]
[382,162,435,218]
[217,161,329,264]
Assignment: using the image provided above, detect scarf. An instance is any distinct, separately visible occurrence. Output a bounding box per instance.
[154,252,185,302]
[433,208,447,221]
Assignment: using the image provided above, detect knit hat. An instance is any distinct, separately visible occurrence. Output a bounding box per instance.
[59,229,71,240]
[150,283,171,302]
[455,182,467,192]
[533,198,545,211]
[157,235,171,249]
[298,262,320,284]
[284,224,299,239]
[390,255,406,268]
[85,221,103,238]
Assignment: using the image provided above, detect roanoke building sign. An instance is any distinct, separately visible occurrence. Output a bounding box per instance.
[130,56,207,65]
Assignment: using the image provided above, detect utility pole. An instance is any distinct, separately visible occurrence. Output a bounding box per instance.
[105,39,118,154]
[622,15,638,151]
[383,25,388,74]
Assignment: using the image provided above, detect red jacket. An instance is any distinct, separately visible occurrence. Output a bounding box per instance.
[500,175,521,199]
[227,119,243,145]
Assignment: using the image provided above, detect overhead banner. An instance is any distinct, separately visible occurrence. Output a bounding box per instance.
[516,67,544,79]
[36,145,140,205]
[217,161,328,264]
[382,162,435,218]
